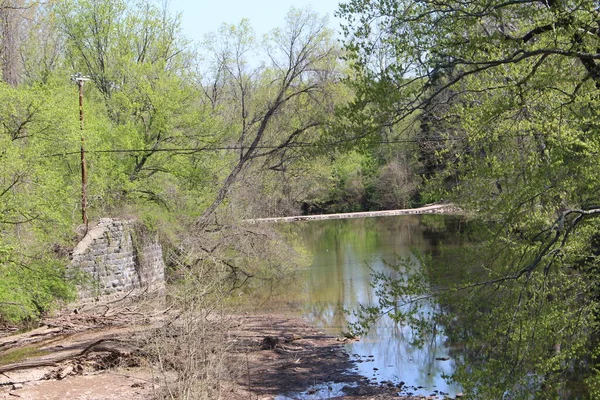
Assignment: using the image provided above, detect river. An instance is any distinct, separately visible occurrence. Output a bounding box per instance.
[251,214,466,397]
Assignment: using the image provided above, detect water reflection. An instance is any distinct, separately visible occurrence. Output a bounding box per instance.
[252,215,464,396]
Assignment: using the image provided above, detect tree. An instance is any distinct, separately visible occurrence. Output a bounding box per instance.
[0,82,81,320]
[338,0,600,396]
[197,9,341,224]
[0,0,37,86]
[20,2,65,84]
[55,0,225,211]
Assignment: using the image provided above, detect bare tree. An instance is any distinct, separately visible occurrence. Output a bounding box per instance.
[0,0,27,86]
[198,9,341,225]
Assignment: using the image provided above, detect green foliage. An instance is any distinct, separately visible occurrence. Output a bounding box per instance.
[0,244,76,322]
[195,8,346,221]
[352,221,598,398]
[338,0,600,396]
[0,83,78,230]
[0,80,81,321]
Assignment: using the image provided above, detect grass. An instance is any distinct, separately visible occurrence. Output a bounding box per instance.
[0,345,50,366]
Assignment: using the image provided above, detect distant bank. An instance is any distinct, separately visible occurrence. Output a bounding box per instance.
[246,203,462,224]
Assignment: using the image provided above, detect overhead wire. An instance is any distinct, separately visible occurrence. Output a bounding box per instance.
[41,137,469,158]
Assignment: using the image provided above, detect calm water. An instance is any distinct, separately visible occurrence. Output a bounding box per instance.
[254,215,465,396]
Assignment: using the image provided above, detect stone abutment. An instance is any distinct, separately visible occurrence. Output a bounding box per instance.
[69,218,165,300]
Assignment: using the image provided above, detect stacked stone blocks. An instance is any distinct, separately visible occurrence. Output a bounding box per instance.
[70,218,165,300]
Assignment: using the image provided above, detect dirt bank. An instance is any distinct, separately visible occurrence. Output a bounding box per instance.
[227,314,461,400]
[0,309,460,400]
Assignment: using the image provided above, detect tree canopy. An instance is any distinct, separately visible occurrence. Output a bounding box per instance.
[338,0,600,396]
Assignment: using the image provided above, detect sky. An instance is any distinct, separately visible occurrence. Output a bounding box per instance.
[168,0,344,44]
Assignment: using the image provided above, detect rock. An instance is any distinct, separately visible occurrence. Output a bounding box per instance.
[260,336,279,350]
[341,331,360,339]
[58,365,74,380]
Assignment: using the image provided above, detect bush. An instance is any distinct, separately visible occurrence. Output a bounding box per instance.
[0,246,76,322]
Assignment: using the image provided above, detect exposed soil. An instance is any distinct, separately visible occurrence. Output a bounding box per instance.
[228,313,365,397]
[226,314,460,400]
[0,308,460,400]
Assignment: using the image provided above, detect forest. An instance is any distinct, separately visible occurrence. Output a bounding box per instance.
[1,0,600,398]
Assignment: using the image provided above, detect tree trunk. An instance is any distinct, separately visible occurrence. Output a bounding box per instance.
[1,0,21,86]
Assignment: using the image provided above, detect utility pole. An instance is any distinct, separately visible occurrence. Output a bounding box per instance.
[72,73,90,227]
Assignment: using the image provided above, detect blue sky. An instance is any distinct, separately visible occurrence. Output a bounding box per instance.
[168,0,344,44]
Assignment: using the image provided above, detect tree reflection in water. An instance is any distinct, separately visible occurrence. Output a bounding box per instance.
[249,215,465,396]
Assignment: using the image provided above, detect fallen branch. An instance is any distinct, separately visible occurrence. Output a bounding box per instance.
[0,339,138,375]
[80,338,136,357]
[0,326,63,351]
[0,360,58,374]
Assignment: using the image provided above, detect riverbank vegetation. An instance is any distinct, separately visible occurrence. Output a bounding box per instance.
[338,0,600,397]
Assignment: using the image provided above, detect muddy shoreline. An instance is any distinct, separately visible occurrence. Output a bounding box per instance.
[0,310,462,399]
[229,313,462,400]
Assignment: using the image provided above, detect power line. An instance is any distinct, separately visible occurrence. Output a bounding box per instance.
[42,137,468,158]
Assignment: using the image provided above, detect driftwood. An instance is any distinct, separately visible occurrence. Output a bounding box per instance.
[0,360,58,374]
[79,338,136,357]
[0,339,138,375]
[0,326,63,351]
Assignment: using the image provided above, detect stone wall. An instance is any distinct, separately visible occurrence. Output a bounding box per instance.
[70,218,165,300]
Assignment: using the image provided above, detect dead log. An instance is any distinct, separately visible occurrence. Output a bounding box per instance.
[80,339,136,357]
[0,326,62,351]
[0,360,58,374]
[0,339,138,375]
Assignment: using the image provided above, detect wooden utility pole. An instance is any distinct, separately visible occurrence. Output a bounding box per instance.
[72,74,90,227]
